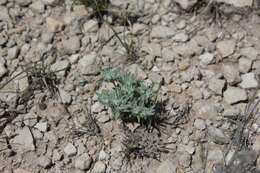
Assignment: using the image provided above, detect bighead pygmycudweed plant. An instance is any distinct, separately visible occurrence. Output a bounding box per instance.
[97,68,160,125]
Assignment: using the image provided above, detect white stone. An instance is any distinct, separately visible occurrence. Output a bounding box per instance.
[222,64,240,85]
[177,20,186,29]
[185,143,195,154]
[75,153,92,170]
[64,143,77,157]
[62,36,81,54]
[34,122,48,132]
[199,52,215,65]
[0,57,7,78]
[208,126,229,144]
[11,127,35,151]
[42,0,59,5]
[173,32,189,42]
[208,78,226,95]
[174,0,198,10]
[59,88,72,104]
[128,64,147,80]
[216,0,253,7]
[194,118,206,130]
[30,1,45,13]
[78,52,101,75]
[37,156,52,168]
[224,87,247,104]
[239,57,253,73]
[151,26,175,39]
[46,17,64,32]
[239,72,258,89]
[217,40,236,57]
[83,20,99,33]
[92,161,106,173]
[156,159,177,173]
[240,47,259,60]
[8,46,19,60]
[253,135,260,152]
[17,0,32,6]
[98,150,110,161]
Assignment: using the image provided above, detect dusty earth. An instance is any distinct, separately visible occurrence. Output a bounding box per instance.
[0,0,260,173]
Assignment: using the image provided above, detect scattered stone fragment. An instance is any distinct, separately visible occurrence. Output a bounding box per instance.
[173,32,189,42]
[177,20,186,29]
[75,153,92,170]
[30,1,45,13]
[216,40,236,58]
[51,60,70,76]
[83,20,99,33]
[41,32,54,44]
[0,6,10,21]
[98,150,110,161]
[239,72,258,89]
[46,17,64,32]
[222,106,240,118]
[128,64,147,80]
[156,159,177,173]
[257,156,260,170]
[227,150,258,173]
[208,78,226,95]
[11,127,35,151]
[34,122,48,132]
[207,147,223,163]
[8,46,19,60]
[92,161,106,173]
[37,156,52,169]
[208,126,229,144]
[178,151,191,168]
[132,23,147,34]
[52,149,63,162]
[13,168,32,173]
[42,0,60,5]
[193,100,219,120]
[240,47,259,60]
[150,26,175,39]
[0,33,8,46]
[239,57,253,73]
[205,26,218,41]
[16,0,32,6]
[142,42,162,57]
[224,87,247,104]
[216,0,253,8]
[148,72,163,84]
[194,118,206,130]
[174,40,202,58]
[59,88,72,104]
[185,143,195,154]
[78,52,101,75]
[62,36,81,54]
[64,143,77,157]
[174,0,198,10]
[199,52,215,65]
[253,135,260,152]
[222,64,240,85]
[0,58,7,78]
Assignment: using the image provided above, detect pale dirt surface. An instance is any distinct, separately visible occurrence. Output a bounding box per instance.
[0,0,260,173]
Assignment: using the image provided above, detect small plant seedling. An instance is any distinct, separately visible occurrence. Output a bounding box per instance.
[97,68,159,124]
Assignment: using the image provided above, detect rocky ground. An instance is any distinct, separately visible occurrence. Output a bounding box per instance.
[0,0,260,173]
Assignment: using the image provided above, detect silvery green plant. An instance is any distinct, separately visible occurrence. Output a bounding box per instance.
[97,68,158,124]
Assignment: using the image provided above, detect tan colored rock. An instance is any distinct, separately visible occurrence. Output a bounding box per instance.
[46,17,64,32]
